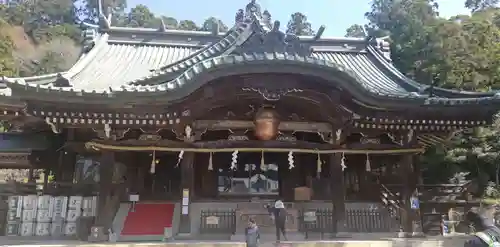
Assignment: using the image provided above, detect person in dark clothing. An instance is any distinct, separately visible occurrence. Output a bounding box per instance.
[266,200,288,241]
[245,218,260,247]
[464,206,500,247]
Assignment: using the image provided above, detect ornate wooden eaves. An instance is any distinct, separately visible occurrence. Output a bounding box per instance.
[192,120,333,133]
[33,109,191,131]
[353,116,488,131]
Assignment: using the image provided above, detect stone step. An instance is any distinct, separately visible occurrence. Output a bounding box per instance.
[231,232,305,242]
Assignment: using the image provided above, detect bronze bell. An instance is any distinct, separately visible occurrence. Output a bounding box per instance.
[254,108,280,140]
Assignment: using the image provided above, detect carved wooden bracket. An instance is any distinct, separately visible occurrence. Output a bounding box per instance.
[93,125,130,140]
[45,118,61,134]
[387,130,415,146]
[138,133,162,141]
[174,124,205,142]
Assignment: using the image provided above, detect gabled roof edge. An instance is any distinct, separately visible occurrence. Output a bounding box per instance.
[367,44,498,98]
[1,32,109,87]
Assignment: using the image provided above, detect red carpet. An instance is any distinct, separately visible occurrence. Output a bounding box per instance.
[121,203,175,235]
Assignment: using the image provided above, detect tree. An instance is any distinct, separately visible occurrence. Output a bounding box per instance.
[465,0,499,12]
[178,20,198,31]
[345,24,367,38]
[78,0,127,24]
[127,4,156,28]
[201,17,228,33]
[0,19,17,77]
[160,16,178,29]
[285,12,314,36]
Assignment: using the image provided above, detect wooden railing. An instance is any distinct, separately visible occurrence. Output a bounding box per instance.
[383,182,473,235]
[379,183,402,220]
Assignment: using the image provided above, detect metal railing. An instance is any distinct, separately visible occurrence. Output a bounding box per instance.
[199,209,236,235]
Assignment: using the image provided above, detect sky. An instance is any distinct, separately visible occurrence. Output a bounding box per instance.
[127,0,470,37]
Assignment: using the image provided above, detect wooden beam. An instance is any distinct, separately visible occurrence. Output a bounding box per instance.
[193,120,332,133]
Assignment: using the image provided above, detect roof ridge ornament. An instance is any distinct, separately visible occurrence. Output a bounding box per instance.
[232,0,325,56]
[158,18,167,32]
[245,0,262,19]
[97,0,112,29]
[232,9,315,56]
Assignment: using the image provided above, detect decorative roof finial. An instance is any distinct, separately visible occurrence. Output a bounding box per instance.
[245,0,262,18]
[97,0,111,29]
[313,25,326,40]
[235,9,244,24]
[262,10,272,28]
[211,21,219,36]
[159,18,166,32]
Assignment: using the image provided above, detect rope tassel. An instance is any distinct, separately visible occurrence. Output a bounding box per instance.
[260,150,265,170]
[365,153,371,172]
[208,152,213,171]
[316,153,322,175]
[150,150,156,174]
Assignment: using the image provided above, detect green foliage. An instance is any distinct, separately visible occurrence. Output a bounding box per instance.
[345,0,500,192]
[286,12,314,36]
[201,17,229,33]
[345,24,367,38]
[0,19,17,77]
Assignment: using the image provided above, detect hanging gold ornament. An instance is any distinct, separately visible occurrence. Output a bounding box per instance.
[254,107,280,140]
[208,152,213,171]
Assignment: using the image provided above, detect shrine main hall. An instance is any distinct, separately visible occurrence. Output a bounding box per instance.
[0,0,499,241]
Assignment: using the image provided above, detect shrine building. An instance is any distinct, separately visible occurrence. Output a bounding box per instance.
[0,0,498,241]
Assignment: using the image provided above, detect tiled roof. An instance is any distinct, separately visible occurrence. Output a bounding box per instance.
[312,51,413,96]
[1,6,499,107]
[67,35,198,91]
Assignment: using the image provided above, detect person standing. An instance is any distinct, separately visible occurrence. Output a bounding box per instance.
[245,218,260,247]
[267,200,288,241]
[464,206,500,247]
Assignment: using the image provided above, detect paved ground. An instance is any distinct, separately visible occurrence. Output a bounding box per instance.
[0,234,472,247]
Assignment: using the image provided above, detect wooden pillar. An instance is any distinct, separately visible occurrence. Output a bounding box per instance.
[96,151,115,228]
[178,152,195,234]
[61,151,76,183]
[400,153,422,236]
[330,153,346,234]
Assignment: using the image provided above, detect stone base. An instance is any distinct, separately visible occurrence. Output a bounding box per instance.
[87,226,107,242]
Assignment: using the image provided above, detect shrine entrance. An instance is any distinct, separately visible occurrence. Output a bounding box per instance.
[127,152,181,201]
[194,152,286,200]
